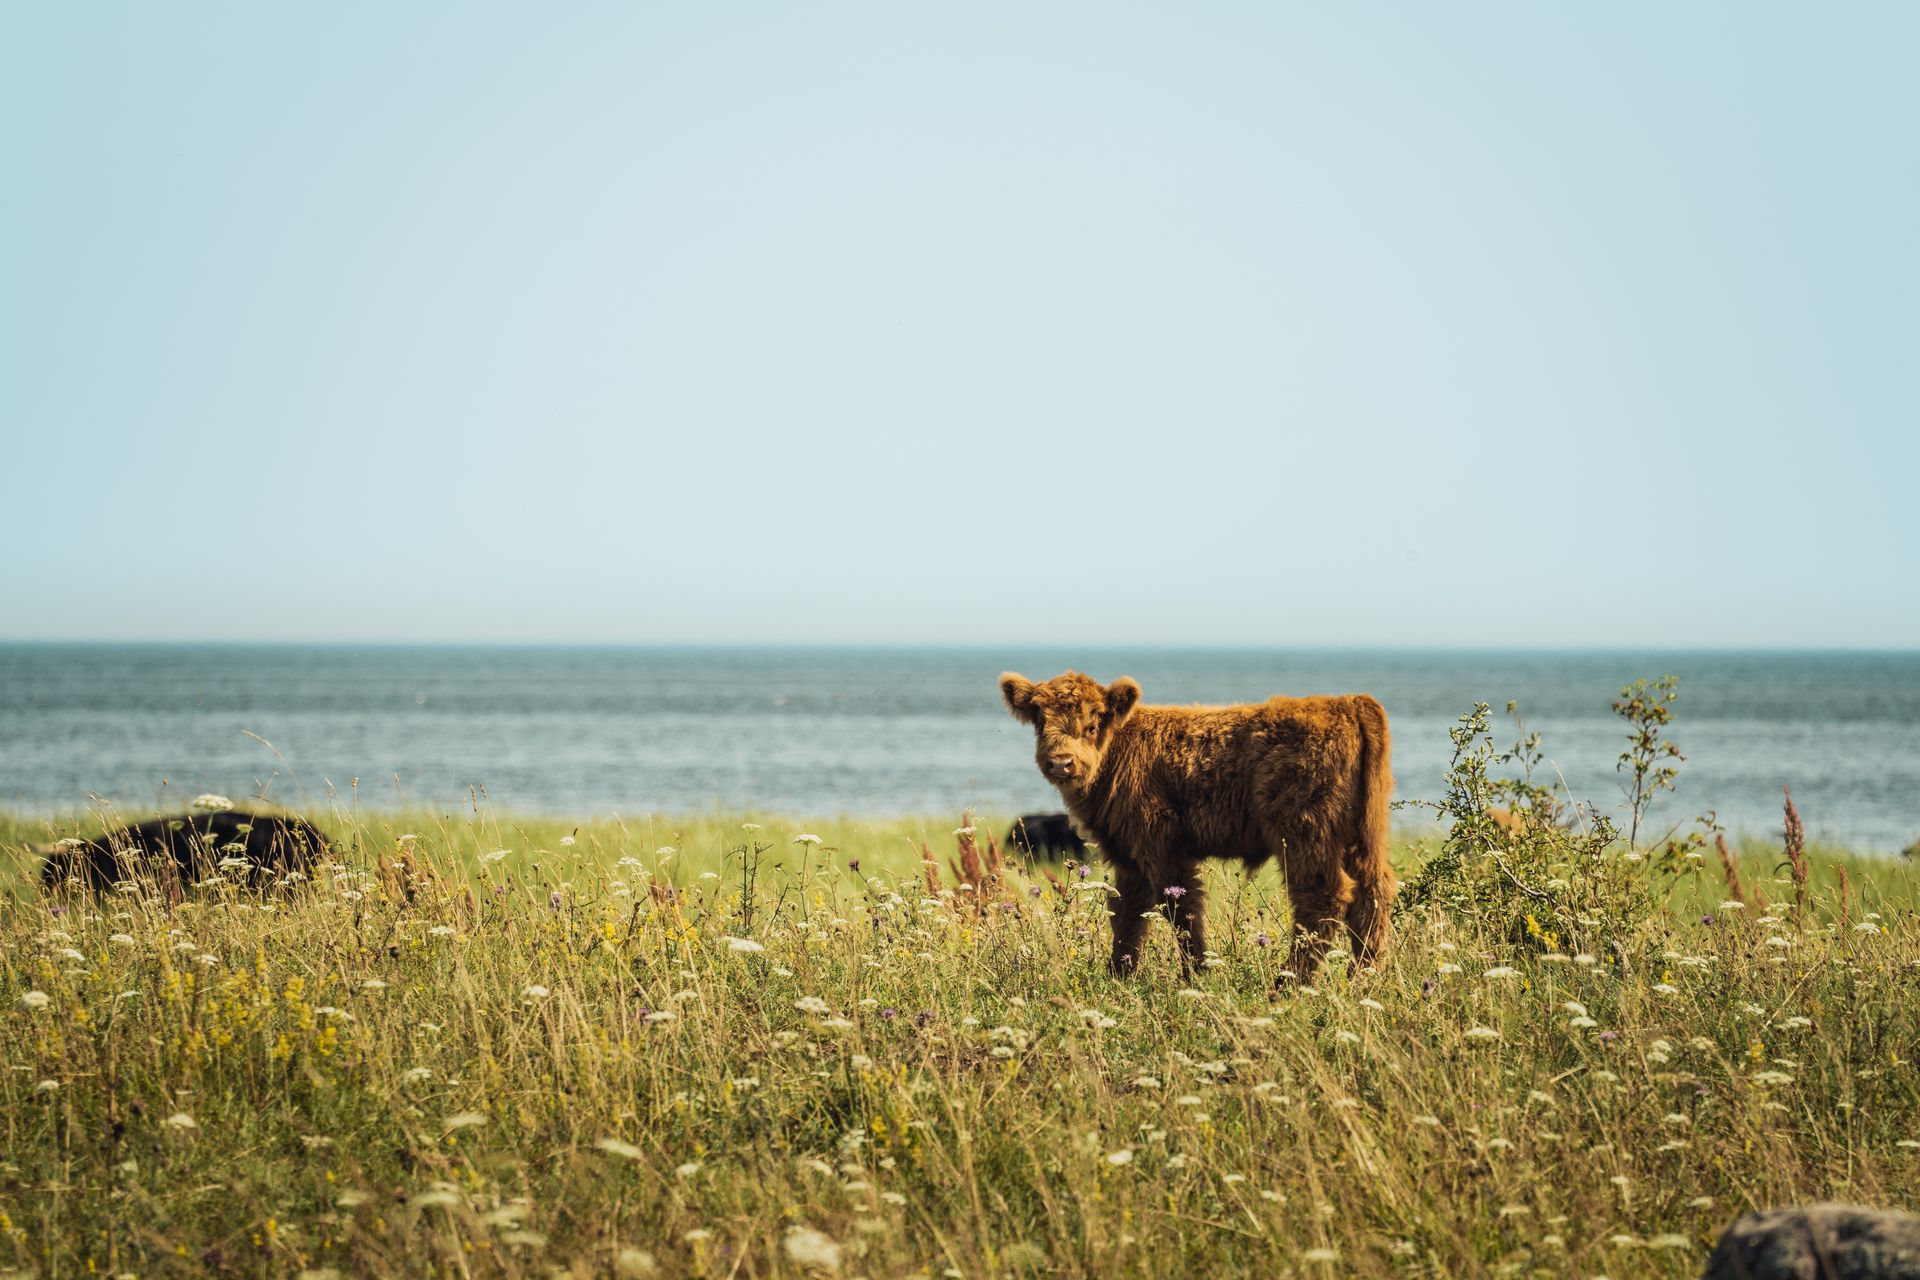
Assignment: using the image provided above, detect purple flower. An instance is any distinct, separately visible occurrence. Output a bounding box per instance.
[1075,863,1090,880]
[637,1007,651,1022]
[1701,915,1716,925]
[1421,977,1436,996]
[1599,1030,1620,1043]
[493,885,507,896]
[1254,932,1271,948]
[48,904,64,917]
[1163,886,1187,899]
[913,1010,935,1028]
[848,859,860,872]
[549,891,562,911]
[880,1007,897,1021]
[1027,885,1042,899]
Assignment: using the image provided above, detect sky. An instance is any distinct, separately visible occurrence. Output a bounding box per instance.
[2,4,1915,648]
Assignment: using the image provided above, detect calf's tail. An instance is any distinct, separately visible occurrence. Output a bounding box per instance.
[1344,694,1397,964]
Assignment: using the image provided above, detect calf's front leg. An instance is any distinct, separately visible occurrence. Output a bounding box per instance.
[1168,861,1208,977]
[1107,861,1157,976]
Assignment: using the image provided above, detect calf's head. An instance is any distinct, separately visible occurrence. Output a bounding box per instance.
[999,670,1141,790]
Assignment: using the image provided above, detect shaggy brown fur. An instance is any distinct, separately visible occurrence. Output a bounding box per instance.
[1000,670,1396,984]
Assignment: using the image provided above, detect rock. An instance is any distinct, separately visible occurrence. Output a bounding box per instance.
[1703,1204,1920,1279]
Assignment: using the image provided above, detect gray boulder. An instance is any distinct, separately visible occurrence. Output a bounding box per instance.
[1703,1204,1920,1279]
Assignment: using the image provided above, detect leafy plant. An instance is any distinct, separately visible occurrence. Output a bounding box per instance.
[1612,675,1683,848]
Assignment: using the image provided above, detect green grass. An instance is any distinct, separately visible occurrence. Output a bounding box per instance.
[1,808,1916,1278]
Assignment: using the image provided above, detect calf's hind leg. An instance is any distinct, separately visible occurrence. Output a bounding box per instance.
[1343,858,1398,966]
[1281,853,1357,986]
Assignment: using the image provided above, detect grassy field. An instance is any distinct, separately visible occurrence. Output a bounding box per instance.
[0,806,1916,1278]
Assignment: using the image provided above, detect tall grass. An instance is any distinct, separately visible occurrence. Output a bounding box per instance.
[1,805,1915,1278]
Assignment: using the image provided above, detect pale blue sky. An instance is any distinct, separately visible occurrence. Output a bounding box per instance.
[3,5,1914,646]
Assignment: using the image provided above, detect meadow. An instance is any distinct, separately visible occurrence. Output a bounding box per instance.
[1,709,1917,1278]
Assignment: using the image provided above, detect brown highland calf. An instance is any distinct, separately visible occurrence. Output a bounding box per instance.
[1000,671,1396,984]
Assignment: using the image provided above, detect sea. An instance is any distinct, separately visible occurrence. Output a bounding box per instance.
[1,644,1916,852]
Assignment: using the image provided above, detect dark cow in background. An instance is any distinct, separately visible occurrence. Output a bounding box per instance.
[40,810,331,894]
[1002,812,1087,861]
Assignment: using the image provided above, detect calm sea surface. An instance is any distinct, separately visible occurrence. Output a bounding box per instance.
[1,645,1916,851]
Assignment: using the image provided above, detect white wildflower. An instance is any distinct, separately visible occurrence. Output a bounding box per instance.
[18,990,51,1011]
[191,794,233,811]
[782,1225,841,1271]
[726,937,765,953]
[1106,1149,1134,1166]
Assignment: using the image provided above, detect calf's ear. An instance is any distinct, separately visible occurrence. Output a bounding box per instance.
[1105,677,1141,727]
[1000,673,1038,724]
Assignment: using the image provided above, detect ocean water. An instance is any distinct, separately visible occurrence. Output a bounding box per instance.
[0,644,1916,851]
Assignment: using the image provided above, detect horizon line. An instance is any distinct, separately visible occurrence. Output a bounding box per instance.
[2,637,1916,656]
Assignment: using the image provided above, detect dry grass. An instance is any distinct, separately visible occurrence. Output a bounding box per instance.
[0,808,1916,1278]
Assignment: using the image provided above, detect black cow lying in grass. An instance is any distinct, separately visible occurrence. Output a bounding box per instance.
[40,810,331,894]
[1002,812,1087,861]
